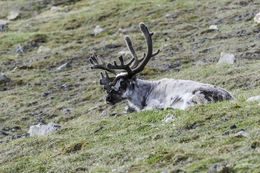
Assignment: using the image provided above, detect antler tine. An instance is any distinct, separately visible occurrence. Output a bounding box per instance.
[132,23,160,74]
[125,36,144,69]
[89,55,116,74]
[100,71,110,80]
[109,72,128,86]
[107,55,134,75]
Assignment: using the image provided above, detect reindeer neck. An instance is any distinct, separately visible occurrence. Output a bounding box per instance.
[126,78,155,110]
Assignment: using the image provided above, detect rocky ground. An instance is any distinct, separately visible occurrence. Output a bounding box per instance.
[0,0,260,172]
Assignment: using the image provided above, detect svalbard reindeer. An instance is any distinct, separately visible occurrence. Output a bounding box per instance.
[89,23,234,112]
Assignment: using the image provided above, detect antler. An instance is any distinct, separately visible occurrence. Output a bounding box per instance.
[108,22,160,85]
[89,22,160,87]
[89,55,116,74]
[131,23,160,74]
[99,71,115,91]
[124,36,144,69]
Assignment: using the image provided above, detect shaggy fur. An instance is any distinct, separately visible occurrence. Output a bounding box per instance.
[107,78,234,112]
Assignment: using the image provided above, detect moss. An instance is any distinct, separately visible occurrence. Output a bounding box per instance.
[62,141,84,153]
[0,0,260,172]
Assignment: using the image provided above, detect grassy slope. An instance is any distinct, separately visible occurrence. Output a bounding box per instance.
[0,0,260,172]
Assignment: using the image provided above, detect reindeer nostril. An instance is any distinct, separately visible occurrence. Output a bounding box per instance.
[106,96,112,102]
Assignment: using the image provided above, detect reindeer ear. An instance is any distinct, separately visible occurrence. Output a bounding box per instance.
[130,75,137,81]
[129,80,135,90]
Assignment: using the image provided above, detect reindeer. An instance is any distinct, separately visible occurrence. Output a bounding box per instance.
[89,23,234,112]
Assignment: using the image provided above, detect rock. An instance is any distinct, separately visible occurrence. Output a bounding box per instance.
[234,129,249,138]
[162,114,175,123]
[251,141,260,149]
[165,13,178,19]
[152,134,163,141]
[169,169,186,173]
[37,46,51,54]
[0,20,8,32]
[11,126,21,132]
[208,163,232,173]
[217,52,235,64]
[7,11,20,20]
[2,127,11,131]
[230,124,237,129]
[165,62,182,69]
[118,50,130,56]
[173,154,188,163]
[50,6,63,11]
[254,12,260,24]
[28,122,61,136]
[118,26,138,34]
[93,25,104,36]
[209,25,218,30]
[0,24,8,32]
[101,110,108,116]
[0,19,8,25]
[56,62,70,72]
[15,45,24,56]
[0,69,11,84]
[246,95,260,102]
[0,131,9,137]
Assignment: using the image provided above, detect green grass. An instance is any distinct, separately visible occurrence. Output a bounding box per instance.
[1,101,260,172]
[0,0,260,172]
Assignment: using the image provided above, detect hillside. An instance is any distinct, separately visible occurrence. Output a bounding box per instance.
[0,0,260,172]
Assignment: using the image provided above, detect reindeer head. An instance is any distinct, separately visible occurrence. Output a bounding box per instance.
[89,23,160,104]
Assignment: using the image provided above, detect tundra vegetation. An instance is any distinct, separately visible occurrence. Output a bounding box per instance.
[0,0,260,172]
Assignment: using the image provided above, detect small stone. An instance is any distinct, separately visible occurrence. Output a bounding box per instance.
[217,52,235,64]
[246,95,260,102]
[2,127,10,131]
[165,13,178,19]
[251,141,260,149]
[234,129,249,138]
[93,26,104,36]
[162,114,175,123]
[110,113,118,117]
[167,62,182,69]
[230,124,237,129]
[118,50,130,56]
[28,122,61,136]
[56,62,70,72]
[169,169,185,173]
[42,92,50,97]
[37,46,51,54]
[152,134,163,141]
[209,25,218,30]
[0,20,8,25]
[15,45,24,56]
[50,6,63,11]
[8,11,20,20]
[208,163,231,173]
[254,12,260,24]
[11,126,21,132]
[0,24,8,32]
[16,135,23,139]
[0,69,11,84]
[118,26,138,34]
[101,110,108,116]
[0,131,9,137]
[222,131,230,136]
